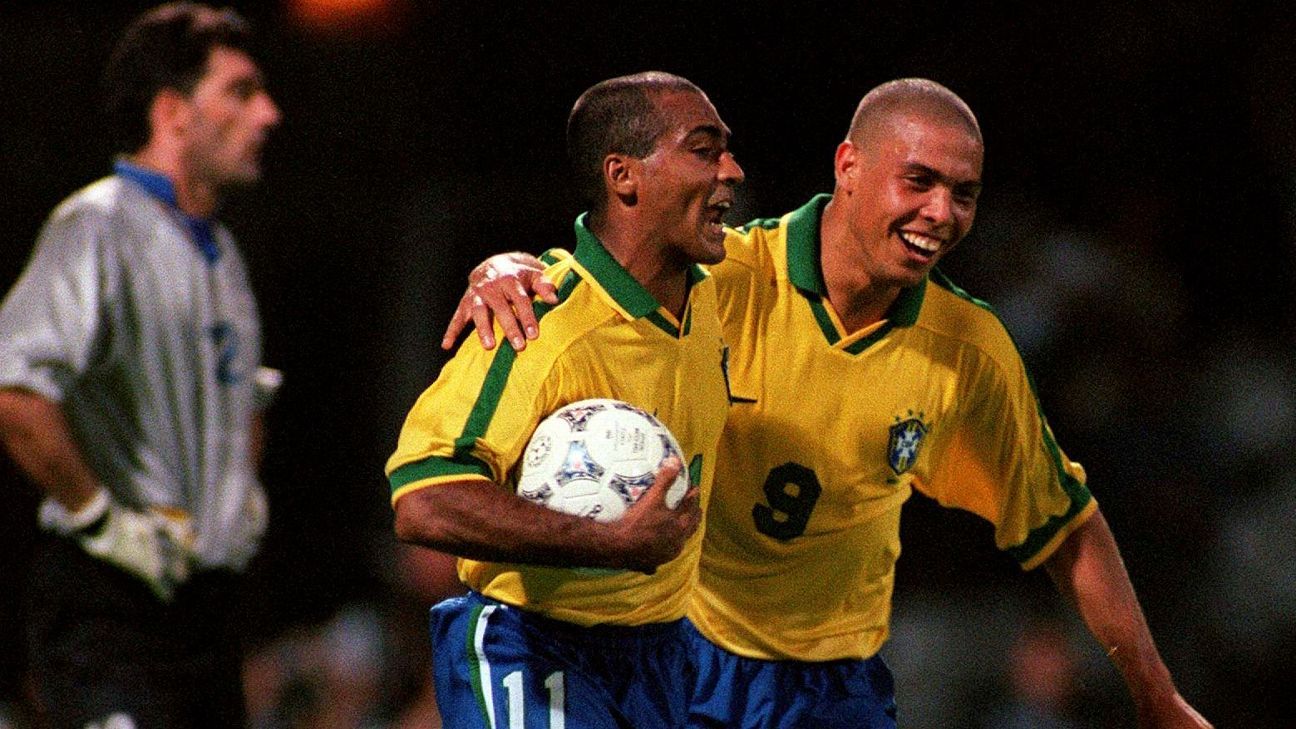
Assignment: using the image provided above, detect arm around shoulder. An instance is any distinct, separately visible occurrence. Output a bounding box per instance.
[441,251,557,352]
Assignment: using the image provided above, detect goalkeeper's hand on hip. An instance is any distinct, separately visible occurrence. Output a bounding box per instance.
[39,489,195,601]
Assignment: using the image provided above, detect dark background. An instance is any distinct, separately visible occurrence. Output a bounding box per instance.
[3,1,1294,727]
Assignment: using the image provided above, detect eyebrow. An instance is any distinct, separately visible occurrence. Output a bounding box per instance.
[233,70,266,86]
[904,162,981,193]
[684,125,729,142]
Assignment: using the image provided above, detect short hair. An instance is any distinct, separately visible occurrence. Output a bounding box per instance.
[846,78,982,148]
[103,2,254,154]
[566,71,704,211]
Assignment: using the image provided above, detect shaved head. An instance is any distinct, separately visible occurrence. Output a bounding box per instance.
[846,78,981,149]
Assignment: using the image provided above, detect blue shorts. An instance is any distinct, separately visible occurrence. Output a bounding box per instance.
[683,619,897,729]
[430,591,692,728]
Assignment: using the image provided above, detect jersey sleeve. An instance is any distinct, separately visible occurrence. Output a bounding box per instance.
[386,305,567,506]
[916,323,1096,570]
[0,202,113,401]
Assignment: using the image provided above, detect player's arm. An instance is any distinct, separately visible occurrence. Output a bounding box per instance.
[441,252,555,352]
[393,458,700,574]
[0,388,192,600]
[0,387,103,511]
[1045,509,1212,729]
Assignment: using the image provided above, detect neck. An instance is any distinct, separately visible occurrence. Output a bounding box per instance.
[590,213,689,319]
[130,145,218,218]
[819,195,901,332]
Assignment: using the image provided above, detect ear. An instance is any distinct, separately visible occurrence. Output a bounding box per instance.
[833,140,858,192]
[604,153,639,206]
[148,88,192,142]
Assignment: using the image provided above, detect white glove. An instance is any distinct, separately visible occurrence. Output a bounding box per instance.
[39,489,194,601]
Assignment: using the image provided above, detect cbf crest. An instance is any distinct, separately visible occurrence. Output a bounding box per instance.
[887,413,929,475]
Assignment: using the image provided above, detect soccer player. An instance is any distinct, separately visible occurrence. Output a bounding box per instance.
[386,71,742,727]
[442,79,1212,728]
[0,3,281,726]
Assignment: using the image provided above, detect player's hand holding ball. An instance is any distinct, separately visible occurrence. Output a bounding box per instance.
[516,398,701,573]
[39,488,194,601]
[610,455,701,574]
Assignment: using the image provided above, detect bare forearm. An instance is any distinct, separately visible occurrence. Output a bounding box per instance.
[0,388,102,510]
[1045,509,1191,721]
[394,480,633,570]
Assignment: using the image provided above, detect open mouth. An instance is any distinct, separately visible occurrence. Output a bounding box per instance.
[898,229,943,261]
[704,199,732,239]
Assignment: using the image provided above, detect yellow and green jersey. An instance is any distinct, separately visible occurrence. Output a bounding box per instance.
[386,214,730,628]
[689,194,1095,661]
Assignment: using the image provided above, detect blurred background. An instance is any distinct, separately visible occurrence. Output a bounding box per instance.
[2,1,1293,727]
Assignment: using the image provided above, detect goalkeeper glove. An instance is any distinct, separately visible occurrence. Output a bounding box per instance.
[39,489,194,601]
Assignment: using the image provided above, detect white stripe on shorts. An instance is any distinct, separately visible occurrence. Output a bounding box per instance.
[475,604,500,729]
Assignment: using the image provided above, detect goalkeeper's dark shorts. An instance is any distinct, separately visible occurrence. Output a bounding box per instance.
[683,617,897,729]
[24,535,245,729]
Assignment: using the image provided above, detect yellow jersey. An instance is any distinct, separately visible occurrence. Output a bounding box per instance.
[387,214,730,627]
[689,195,1095,661]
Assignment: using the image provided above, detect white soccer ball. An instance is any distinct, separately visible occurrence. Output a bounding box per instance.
[516,398,688,522]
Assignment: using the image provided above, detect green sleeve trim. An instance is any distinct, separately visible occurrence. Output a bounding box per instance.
[1006,474,1093,565]
[389,454,493,493]
[449,271,580,464]
[928,268,1097,566]
[1007,413,1095,564]
[451,343,521,459]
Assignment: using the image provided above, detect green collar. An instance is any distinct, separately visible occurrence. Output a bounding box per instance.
[783,194,925,328]
[572,212,707,319]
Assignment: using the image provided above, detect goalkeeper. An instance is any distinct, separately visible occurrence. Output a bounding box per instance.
[0,3,281,727]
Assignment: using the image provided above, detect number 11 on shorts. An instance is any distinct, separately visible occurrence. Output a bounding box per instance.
[501,670,565,729]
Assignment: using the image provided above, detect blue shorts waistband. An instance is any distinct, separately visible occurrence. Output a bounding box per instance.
[464,591,684,645]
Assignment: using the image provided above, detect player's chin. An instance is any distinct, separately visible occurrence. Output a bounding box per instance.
[221,165,263,189]
[694,225,728,265]
[894,261,936,287]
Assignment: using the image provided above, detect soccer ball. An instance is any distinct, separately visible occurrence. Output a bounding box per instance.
[516,398,688,522]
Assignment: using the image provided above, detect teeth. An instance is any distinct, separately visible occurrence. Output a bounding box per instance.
[900,231,941,253]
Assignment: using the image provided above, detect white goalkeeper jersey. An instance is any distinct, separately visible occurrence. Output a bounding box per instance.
[0,162,267,570]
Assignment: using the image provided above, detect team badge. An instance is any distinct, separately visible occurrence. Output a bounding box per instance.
[887,415,929,475]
